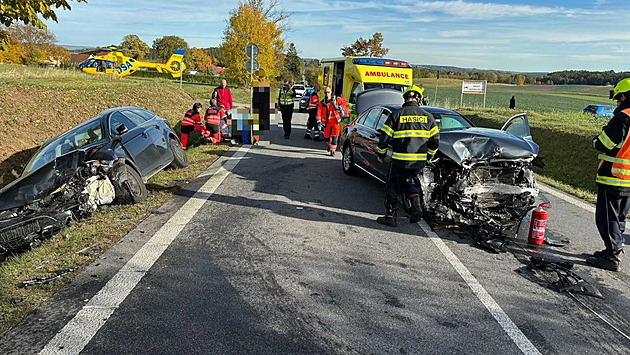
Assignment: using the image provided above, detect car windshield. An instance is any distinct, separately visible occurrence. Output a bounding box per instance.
[22,119,104,175]
[364,83,405,92]
[293,85,305,90]
[433,113,472,130]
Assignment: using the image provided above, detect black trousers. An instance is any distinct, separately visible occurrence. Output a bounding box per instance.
[280,104,294,137]
[595,185,630,251]
[306,108,320,138]
[385,165,421,208]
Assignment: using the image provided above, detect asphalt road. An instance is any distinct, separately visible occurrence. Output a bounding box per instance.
[2,104,630,354]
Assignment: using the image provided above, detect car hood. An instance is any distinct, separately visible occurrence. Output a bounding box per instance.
[439,127,539,165]
[0,150,86,211]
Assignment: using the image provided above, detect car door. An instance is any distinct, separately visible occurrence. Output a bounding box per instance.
[109,111,153,176]
[124,110,171,173]
[501,113,533,141]
[369,109,393,180]
[354,108,382,171]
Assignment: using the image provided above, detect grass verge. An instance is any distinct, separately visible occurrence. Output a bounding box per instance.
[0,143,228,335]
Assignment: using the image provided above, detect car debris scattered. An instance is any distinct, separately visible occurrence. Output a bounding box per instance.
[18,267,77,288]
[527,256,602,299]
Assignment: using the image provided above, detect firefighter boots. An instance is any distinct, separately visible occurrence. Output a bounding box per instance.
[587,249,622,271]
[408,194,423,223]
[377,207,398,227]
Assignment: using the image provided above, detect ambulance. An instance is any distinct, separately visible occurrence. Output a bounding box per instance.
[318,57,413,121]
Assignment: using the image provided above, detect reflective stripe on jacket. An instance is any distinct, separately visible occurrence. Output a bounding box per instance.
[595,107,630,189]
[278,88,294,106]
[182,110,202,126]
[317,97,341,125]
[308,93,320,110]
[204,107,227,125]
[377,101,440,169]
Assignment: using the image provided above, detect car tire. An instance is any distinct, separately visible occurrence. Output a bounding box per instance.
[116,165,148,204]
[169,137,188,169]
[342,143,357,175]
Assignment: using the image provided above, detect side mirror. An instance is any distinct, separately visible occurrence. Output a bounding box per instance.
[116,124,128,135]
[349,93,356,104]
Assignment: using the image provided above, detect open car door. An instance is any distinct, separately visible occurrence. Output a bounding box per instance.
[501,113,533,142]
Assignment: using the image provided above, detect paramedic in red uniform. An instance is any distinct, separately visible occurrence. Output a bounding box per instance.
[317,87,342,156]
[179,103,204,150]
[304,83,322,141]
[204,98,227,144]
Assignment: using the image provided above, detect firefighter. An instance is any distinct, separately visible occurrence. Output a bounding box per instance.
[304,83,322,141]
[317,87,343,156]
[278,80,296,139]
[375,85,439,227]
[204,97,227,144]
[180,103,204,150]
[588,78,630,271]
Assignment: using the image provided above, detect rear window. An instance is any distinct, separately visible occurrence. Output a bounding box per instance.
[364,83,405,92]
[293,85,305,90]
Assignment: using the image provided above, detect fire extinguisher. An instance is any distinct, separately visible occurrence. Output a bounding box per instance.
[528,202,550,245]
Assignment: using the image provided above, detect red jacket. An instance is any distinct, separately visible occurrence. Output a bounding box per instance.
[182,109,202,126]
[317,97,342,125]
[204,106,227,125]
[213,87,233,110]
[308,93,320,110]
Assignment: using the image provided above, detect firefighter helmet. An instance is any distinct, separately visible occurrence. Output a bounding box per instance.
[610,78,630,100]
[403,85,424,100]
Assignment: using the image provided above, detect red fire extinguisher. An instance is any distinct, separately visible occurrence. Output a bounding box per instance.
[528,202,550,245]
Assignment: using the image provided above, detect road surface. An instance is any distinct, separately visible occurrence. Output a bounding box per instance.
[1,104,629,354]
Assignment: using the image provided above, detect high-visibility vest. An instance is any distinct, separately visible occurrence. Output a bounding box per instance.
[308,93,319,110]
[599,108,630,183]
[204,107,226,125]
[182,110,202,126]
[278,89,293,106]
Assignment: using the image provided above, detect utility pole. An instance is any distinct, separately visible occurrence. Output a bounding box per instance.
[434,70,439,104]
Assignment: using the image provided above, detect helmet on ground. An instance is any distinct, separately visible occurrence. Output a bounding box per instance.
[403,85,424,100]
[610,78,630,100]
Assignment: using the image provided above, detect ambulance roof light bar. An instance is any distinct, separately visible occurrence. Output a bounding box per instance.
[352,58,410,68]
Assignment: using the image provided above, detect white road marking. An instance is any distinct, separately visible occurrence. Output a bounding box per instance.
[40,146,251,355]
[417,220,542,355]
[538,183,595,213]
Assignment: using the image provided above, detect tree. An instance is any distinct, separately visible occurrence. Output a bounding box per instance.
[186,47,212,71]
[5,23,56,45]
[120,34,150,60]
[203,47,222,65]
[284,43,302,81]
[341,32,389,57]
[219,0,286,86]
[303,59,319,86]
[152,35,188,62]
[0,0,87,47]
[516,74,525,86]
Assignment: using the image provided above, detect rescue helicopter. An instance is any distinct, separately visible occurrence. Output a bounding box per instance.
[78,46,186,78]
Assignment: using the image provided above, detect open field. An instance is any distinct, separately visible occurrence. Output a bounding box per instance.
[414,77,611,113]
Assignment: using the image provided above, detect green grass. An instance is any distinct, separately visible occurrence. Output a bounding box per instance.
[0,144,228,336]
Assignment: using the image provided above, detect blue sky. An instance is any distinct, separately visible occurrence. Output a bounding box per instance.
[44,0,630,72]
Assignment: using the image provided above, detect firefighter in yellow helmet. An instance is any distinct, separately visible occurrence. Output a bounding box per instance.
[376,85,439,227]
[588,78,630,271]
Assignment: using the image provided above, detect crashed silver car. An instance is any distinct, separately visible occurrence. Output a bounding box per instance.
[340,89,542,240]
[0,107,188,256]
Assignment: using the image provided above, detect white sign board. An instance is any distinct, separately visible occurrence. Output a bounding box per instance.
[462,80,486,94]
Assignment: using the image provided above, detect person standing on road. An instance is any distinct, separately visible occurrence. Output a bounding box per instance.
[588,78,630,271]
[212,79,234,117]
[278,80,296,139]
[375,85,439,227]
[509,96,516,109]
[179,103,204,150]
[305,83,322,141]
[317,86,343,156]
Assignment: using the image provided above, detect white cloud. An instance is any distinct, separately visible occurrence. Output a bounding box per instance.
[438,30,479,37]
[570,54,623,61]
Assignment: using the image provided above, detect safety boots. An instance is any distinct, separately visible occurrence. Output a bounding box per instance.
[408,194,423,223]
[587,249,622,272]
[377,207,398,227]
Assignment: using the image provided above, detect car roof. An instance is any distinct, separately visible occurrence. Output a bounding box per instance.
[98,106,146,116]
[378,104,461,116]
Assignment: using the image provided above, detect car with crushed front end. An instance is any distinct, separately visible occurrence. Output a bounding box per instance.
[0,107,188,256]
[340,89,542,245]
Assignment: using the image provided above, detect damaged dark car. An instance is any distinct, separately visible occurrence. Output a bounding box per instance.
[0,107,188,256]
[340,89,541,238]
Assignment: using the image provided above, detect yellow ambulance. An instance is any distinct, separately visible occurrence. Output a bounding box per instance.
[318,57,413,121]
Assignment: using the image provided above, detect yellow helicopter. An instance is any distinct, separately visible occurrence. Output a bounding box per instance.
[79,47,186,78]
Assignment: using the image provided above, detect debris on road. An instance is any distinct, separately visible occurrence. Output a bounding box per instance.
[34,258,56,270]
[527,256,602,298]
[19,267,77,288]
[77,245,96,256]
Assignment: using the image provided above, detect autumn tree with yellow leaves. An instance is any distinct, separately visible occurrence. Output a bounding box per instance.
[219,0,288,86]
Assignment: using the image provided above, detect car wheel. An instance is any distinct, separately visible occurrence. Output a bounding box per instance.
[342,143,357,175]
[116,165,148,204]
[169,137,188,169]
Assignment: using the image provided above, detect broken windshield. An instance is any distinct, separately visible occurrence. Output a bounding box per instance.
[22,119,104,176]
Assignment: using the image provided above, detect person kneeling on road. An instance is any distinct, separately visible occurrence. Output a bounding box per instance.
[180,103,205,150]
[588,78,630,271]
[204,97,227,144]
[376,85,439,227]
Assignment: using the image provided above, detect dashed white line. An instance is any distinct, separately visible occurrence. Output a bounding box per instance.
[417,220,542,355]
[40,146,251,355]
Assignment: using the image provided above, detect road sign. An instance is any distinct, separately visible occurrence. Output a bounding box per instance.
[246,59,259,72]
[246,43,259,58]
[461,80,488,108]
